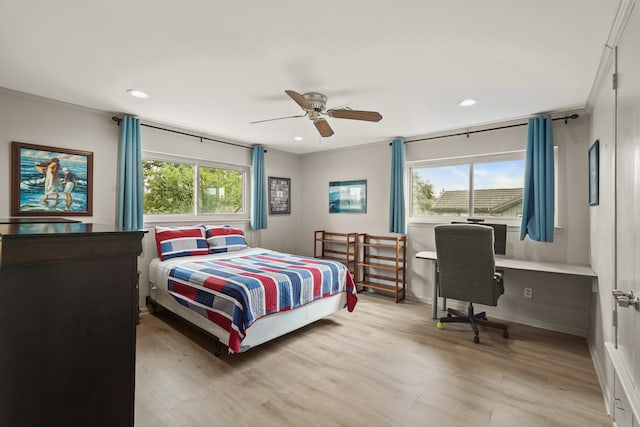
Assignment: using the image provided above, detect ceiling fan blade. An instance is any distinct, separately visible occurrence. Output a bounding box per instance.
[327,109,382,122]
[285,90,312,110]
[249,113,307,124]
[314,119,334,137]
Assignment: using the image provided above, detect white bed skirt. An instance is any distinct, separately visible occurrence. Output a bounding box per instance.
[148,280,347,353]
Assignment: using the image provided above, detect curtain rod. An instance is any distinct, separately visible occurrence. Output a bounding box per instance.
[403,113,579,144]
[111,116,266,152]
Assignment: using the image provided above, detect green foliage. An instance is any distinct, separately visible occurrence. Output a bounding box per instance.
[142,160,244,215]
[142,160,194,214]
[412,171,436,215]
[198,166,243,214]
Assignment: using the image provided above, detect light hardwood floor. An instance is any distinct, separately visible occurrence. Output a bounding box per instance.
[135,293,610,427]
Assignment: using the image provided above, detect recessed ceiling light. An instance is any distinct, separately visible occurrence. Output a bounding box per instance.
[459,98,476,107]
[294,136,303,141]
[126,89,150,99]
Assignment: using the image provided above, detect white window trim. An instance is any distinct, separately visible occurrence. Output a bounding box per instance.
[407,148,559,227]
[142,150,250,222]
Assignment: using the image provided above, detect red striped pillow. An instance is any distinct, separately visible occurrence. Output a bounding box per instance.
[155,226,209,260]
[204,225,247,253]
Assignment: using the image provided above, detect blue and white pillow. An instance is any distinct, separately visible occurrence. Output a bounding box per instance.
[155,225,209,260]
[204,225,248,253]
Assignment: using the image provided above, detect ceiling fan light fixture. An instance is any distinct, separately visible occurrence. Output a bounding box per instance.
[126,89,150,99]
[251,89,382,138]
[459,98,476,107]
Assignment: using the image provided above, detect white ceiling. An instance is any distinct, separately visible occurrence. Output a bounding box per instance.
[0,1,620,154]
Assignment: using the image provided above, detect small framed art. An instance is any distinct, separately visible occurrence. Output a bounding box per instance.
[268,176,291,215]
[588,140,599,206]
[329,179,367,214]
[11,141,94,216]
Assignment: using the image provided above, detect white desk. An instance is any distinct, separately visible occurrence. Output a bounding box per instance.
[415,250,597,319]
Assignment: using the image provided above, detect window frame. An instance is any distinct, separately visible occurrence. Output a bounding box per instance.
[407,149,558,226]
[142,151,250,223]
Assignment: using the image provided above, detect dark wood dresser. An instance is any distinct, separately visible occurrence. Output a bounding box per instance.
[0,221,144,427]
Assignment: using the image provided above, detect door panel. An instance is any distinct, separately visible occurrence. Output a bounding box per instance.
[616,2,640,406]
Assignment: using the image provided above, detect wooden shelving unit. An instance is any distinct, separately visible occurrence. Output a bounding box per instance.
[356,234,406,302]
[314,230,358,281]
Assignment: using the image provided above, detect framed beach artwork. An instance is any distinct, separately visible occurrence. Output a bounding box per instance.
[11,141,93,216]
[329,179,367,214]
[268,176,291,215]
[588,140,599,206]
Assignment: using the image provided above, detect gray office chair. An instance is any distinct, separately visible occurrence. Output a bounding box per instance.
[434,224,509,343]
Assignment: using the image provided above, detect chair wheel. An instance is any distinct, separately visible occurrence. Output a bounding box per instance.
[503,331,509,339]
[474,336,480,344]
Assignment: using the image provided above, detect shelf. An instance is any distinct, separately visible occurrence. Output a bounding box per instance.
[314,231,358,281]
[356,234,406,303]
[358,262,405,271]
[359,281,406,300]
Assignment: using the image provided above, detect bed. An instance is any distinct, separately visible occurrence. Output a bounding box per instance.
[147,225,357,354]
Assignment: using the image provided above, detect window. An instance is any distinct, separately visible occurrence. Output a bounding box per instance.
[142,156,247,218]
[143,160,194,215]
[198,165,243,214]
[410,151,526,220]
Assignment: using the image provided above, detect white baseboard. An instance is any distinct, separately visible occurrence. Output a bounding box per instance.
[588,337,612,416]
[406,295,588,336]
[606,342,640,424]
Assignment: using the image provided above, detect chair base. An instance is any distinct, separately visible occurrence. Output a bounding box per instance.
[438,303,509,343]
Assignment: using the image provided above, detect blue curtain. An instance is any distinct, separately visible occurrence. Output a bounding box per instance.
[520,116,554,242]
[389,137,406,233]
[117,115,144,230]
[251,145,267,230]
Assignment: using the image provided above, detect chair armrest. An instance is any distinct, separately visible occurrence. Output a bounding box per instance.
[494,269,504,295]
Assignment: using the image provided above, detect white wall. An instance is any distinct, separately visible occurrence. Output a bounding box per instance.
[297,117,594,336]
[137,124,304,308]
[585,2,640,420]
[0,86,599,336]
[0,88,118,224]
[588,2,640,421]
[587,53,616,411]
[406,116,591,263]
[298,140,394,253]
[0,88,303,310]
[261,148,303,254]
[1,51,627,413]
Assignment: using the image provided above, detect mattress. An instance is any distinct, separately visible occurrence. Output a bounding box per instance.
[148,248,357,353]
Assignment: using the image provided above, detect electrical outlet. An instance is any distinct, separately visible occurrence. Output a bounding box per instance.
[524,287,533,298]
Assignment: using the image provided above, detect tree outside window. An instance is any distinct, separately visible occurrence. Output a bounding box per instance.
[142,160,194,214]
[142,159,245,216]
[198,166,243,214]
[410,153,525,219]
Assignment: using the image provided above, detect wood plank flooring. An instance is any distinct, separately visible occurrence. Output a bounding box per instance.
[135,293,610,426]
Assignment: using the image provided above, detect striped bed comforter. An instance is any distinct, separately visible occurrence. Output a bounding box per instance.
[162,249,357,352]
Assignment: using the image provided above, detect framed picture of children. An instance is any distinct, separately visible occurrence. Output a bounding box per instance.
[11,141,93,216]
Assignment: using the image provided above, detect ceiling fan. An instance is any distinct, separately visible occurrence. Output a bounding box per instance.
[250,90,383,137]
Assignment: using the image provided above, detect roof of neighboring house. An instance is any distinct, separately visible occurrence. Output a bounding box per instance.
[431,188,523,214]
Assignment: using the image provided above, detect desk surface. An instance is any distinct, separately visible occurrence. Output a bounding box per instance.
[416,250,597,319]
[416,250,596,278]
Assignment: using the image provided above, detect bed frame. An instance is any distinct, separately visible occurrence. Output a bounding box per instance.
[147,280,348,355]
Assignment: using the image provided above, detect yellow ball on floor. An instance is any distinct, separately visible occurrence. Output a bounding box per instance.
[436,322,444,329]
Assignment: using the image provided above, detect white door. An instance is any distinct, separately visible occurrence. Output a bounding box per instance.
[615,1,640,417]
